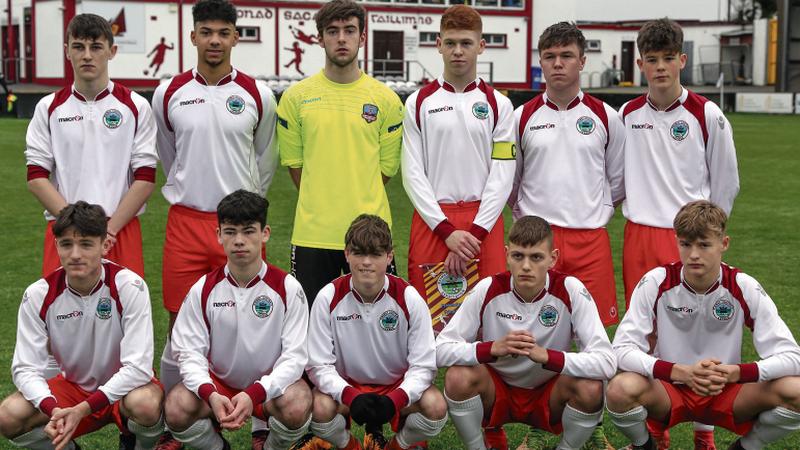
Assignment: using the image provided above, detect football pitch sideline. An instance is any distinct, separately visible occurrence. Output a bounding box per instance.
[0,113,798,449]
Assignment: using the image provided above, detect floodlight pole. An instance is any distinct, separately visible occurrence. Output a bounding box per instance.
[6,0,13,80]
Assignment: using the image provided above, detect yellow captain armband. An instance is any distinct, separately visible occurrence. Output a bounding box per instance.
[491,142,516,160]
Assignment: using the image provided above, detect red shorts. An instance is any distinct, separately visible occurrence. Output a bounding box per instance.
[208,373,267,420]
[162,205,227,313]
[551,226,618,326]
[622,221,679,307]
[46,375,162,438]
[43,217,144,277]
[408,201,506,298]
[648,381,753,436]
[348,379,404,432]
[485,366,562,434]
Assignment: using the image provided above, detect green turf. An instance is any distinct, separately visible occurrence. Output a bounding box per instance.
[0,113,798,449]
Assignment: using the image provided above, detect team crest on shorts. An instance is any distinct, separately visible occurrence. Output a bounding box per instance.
[472,102,490,120]
[538,305,559,327]
[713,298,735,321]
[670,120,689,141]
[576,116,596,135]
[379,310,399,331]
[361,104,379,123]
[437,273,467,300]
[226,95,246,114]
[103,109,122,129]
[252,295,273,318]
[96,298,113,319]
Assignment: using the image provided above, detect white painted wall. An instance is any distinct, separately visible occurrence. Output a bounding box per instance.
[34,0,63,79]
[752,18,768,85]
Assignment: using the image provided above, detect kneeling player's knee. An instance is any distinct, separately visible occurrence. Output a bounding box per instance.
[606,373,646,409]
[418,388,448,420]
[570,378,604,411]
[0,394,35,438]
[774,377,800,410]
[444,366,482,399]
[125,384,164,426]
[277,382,313,424]
[164,387,199,431]
[311,390,338,423]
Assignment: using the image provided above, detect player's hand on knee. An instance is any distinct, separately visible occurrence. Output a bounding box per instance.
[445,231,481,260]
[712,363,741,384]
[223,392,254,430]
[349,394,377,425]
[491,330,536,358]
[372,395,396,425]
[444,252,468,276]
[49,403,89,450]
[209,392,236,426]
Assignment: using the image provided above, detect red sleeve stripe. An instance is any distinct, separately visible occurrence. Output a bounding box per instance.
[233,71,264,125]
[542,349,565,372]
[198,383,217,403]
[518,94,545,143]
[432,219,456,242]
[477,80,499,132]
[479,273,513,329]
[469,223,488,241]
[200,267,228,331]
[133,167,156,183]
[39,270,68,322]
[39,397,57,417]
[621,95,647,121]
[653,359,674,381]
[263,264,288,308]
[27,165,50,181]
[111,83,139,133]
[86,390,110,413]
[546,270,573,313]
[244,382,267,405]
[415,80,441,130]
[476,341,496,363]
[738,363,759,383]
[683,90,710,147]
[162,70,195,132]
[581,94,610,149]
[47,87,73,118]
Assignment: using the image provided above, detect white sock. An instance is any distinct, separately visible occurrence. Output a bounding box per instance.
[395,412,448,448]
[252,416,269,433]
[128,414,165,450]
[310,414,350,448]
[266,414,311,450]
[159,338,181,393]
[557,405,603,450]
[44,355,60,380]
[694,422,714,432]
[445,393,487,450]
[169,418,224,450]
[740,406,800,449]
[9,426,57,449]
[608,405,649,446]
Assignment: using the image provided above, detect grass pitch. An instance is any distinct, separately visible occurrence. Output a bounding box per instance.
[0,113,798,449]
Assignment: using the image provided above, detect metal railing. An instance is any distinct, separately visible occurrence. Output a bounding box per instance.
[368,58,437,82]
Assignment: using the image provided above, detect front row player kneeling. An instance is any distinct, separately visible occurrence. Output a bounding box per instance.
[1,202,164,450]
[608,200,800,450]
[306,214,448,450]
[436,215,617,450]
[166,190,312,450]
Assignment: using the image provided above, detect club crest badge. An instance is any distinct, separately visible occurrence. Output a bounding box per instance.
[96,298,113,319]
[576,116,596,135]
[362,103,379,123]
[538,305,559,327]
[103,109,122,129]
[379,310,399,331]
[670,120,689,141]
[472,101,490,120]
[437,273,468,300]
[713,298,735,321]
[226,95,246,114]
[252,295,273,318]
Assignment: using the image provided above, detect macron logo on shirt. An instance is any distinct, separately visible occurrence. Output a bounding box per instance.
[179,98,206,107]
[57,115,84,123]
[631,123,654,130]
[56,310,84,321]
[496,311,523,321]
[428,106,453,115]
[336,312,362,321]
[213,300,236,308]
[530,123,556,131]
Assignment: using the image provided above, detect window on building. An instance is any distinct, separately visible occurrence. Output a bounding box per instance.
[420,31,438,46]
[237,26,260,42]
[586,39,602,52]
[483,33,507,48]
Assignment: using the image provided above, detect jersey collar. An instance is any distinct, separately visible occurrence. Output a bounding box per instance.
[224,261,266,288]
[510,272,549,303]
[680,265,722,296]
[646,87,687,112]
[543,90,583,111]
[71,81,113,103]
[66,264,105,297]
[193,68,237,86]
[350,275,388,304]
[439,76,481,93]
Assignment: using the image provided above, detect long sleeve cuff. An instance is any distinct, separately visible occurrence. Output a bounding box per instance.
[341,386,361,407]
[469,223,488,241]
[26,165,50,181]
[738,363,759,383]
[476,341,496,364]
[386,388,409,412]
[86,391,110,413]
[198,383,218,404]
[653,360,675,382]
[433,220,457,242]
[39,397,57,417]
[244,382,267,406]
[542,349,565,373]
[133,166,157,182]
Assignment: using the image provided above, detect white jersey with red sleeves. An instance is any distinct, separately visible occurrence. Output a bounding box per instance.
[307,274,437,407]
[25,81,158,220]
[402,77,516,237]
[510,91,625,228]
[614,262,800,383]
[12,261,154,414]
[171,262,308,403]
[436,271,616,389]
[152,68,278,212]
[620,88,739,228]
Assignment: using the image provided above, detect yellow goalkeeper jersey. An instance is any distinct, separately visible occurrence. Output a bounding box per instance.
[277,70,404,250]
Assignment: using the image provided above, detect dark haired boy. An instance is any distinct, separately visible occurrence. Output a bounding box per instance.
[305,214,447,450]
[511,21,624,329]
[608,201,800,450]
[0,202,164,450]
[166,190,311,450]
[436,216,616,450]
[25,13,158,278]
[277,0,404,303]
[151,2,279,433]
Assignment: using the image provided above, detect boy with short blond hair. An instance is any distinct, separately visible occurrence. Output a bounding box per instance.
[608,200,800,450]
